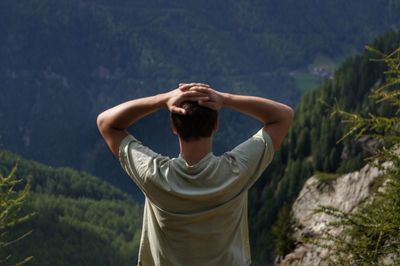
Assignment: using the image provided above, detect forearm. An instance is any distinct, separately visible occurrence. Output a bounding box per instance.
[97,93,168,132]
[221,93,294,125]
[97,83,209,157]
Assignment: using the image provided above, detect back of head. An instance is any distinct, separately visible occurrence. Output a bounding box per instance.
[171,101,218,142]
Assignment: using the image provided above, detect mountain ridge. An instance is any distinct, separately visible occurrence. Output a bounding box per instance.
[2,1,400,198]
[249,31,400,264]
[0,147,142,265]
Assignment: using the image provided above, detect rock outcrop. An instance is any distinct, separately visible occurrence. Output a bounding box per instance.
[278,163,386,266]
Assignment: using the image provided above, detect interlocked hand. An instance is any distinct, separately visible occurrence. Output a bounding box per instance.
[165,83,210,114]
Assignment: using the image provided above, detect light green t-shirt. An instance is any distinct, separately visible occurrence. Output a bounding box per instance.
[119,129,274,266]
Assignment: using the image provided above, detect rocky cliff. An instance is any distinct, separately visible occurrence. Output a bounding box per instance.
[278,163,387,265]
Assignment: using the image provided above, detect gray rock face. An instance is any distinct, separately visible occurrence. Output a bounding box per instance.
[278,163,386,266]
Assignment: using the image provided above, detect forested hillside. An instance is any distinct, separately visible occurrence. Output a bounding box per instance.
[0,149,142,265]
[249,31,400,264]
[1,0,400,197]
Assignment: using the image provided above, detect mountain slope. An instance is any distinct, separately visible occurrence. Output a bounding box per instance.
[1,0,400,197]
[278,163,387,265]
[0,149,142,265]
[249,31,400,264]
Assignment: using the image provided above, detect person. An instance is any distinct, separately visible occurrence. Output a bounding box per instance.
[97,83,294,266]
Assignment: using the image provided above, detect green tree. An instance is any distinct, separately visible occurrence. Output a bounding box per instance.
[312,47,400,265]
[271,203,296,259]
[0,165,34,265]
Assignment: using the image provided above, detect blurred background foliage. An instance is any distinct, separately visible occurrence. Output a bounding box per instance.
[0,1,400,264]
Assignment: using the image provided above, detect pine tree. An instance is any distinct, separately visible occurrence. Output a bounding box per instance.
[272,203,296,259]
[312,47,400,265]
[0,165,34,265]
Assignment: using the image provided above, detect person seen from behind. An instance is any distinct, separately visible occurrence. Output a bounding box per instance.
[97,83,294,266]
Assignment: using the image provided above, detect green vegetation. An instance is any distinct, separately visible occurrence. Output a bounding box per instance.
[249,31,400,264]
[271,203,296,259]
[292,54,347,93]
[0,150,142,265]
[0,2,400,264]
[291,71,321,93]
[315,172,341,184]
[314,171,341,191]
[0,165,33,265]
[311,47,400,265]
[1,0,400,200]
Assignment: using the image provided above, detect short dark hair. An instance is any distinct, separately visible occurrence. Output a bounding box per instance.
[171,101,218,142]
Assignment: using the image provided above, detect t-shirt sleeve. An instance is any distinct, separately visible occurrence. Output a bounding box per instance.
[225,128,275,188]
[118,134,167,193]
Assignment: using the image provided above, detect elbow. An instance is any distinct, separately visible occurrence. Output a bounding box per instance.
[97,111,125,133]
[282,105,295,128]
[287,106,295,123]
[96,112,108,133]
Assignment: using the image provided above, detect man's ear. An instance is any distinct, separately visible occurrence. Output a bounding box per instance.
[171,121,178,135]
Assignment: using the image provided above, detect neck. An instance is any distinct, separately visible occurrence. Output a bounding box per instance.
[179,137,213,166]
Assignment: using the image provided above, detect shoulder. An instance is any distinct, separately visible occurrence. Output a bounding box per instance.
[222,128,275,178]
[119,134,161,160]
[226,129,274,159]
[119,134,170,180]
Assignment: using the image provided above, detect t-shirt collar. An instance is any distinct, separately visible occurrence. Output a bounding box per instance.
[177,152,214,168]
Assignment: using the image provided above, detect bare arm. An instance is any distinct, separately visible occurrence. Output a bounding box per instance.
[97,83,209,157]
[222,93,294,151]
[190,86,294,151]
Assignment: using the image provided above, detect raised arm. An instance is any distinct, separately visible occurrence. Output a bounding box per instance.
[189,86,294,151]
[97,83,209,157]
